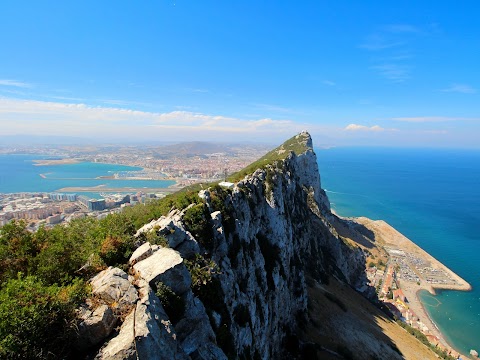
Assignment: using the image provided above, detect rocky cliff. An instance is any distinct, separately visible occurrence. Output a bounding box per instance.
[77,132,367,359]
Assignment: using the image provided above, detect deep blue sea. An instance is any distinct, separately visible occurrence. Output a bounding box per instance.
[316,147,480,355]
[0,154,174,195]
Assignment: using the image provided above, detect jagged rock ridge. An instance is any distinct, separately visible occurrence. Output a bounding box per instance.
[78,132,366,359]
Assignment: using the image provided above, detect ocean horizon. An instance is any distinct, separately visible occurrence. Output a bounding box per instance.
[317,146,480,355]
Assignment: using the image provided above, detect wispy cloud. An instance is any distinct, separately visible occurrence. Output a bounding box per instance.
[45,95,87,102]
[252,103,293,113]
[371,64,411,82]
[322,80,336,86]
[0,98,306,140]
[441,84,477,94]
[360,24,425,82]
[344,123,397,132]
[0,79,32,88]
[359,34,404,51]
[392,116,480,122]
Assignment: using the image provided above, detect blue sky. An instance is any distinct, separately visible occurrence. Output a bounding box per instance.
[1,1,479,147]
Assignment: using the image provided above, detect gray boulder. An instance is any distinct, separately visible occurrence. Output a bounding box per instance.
[129,242,153,265]
[75,304,117,350]
[133,248,191,295]
[97,281,188,360]
[90,267,138,311]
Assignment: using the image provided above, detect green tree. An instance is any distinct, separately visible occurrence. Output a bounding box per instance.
[0,220,39,282]
[0,275,87,358]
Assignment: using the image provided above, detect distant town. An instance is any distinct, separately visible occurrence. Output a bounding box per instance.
[0,141,270,229]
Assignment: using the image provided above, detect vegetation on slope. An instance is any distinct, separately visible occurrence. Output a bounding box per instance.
[0,183,212,358]
[227,132,311,183]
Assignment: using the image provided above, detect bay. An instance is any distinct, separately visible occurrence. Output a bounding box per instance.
[0,154,174,195]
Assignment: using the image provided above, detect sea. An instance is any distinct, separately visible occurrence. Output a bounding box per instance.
[0,154,174,196]
[316,147,480,355]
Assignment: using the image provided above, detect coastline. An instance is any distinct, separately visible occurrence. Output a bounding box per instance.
[55,186,182,193]
[350,216,471,358]
[355,217,471,293]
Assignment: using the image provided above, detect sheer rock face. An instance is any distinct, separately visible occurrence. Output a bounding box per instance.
[81,132,365,359]
[197,138,364,359]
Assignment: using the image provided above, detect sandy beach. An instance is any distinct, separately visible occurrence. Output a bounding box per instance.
[355,216,471,293]
[33,158,81,166]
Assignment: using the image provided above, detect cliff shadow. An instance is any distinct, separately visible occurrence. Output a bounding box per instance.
[299,275,441,360]
[330,215,377,250]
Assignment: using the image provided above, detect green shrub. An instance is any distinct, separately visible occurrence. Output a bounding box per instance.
[0,275,88,359]
[183,203,213,252]
[227,133,309,183]
[155,282,185,324]
[0,220,39,283]
[185,254,219,293]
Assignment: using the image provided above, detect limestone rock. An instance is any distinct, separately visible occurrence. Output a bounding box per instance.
[90,267,138,309]
[129,241,153,265]
[175,239,200,259]
[134,210,200,257]
[75,304,117,350]
[190,342,228,360]
[175,291,218,356]
[133,248,191,295]
[98,281,188,360]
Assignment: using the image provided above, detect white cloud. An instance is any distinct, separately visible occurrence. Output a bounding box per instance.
[441,84,476,94]
[0,79,32,88]
[0,98,305,140]
[344,124,391,132]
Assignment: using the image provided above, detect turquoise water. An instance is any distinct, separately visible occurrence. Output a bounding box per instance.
[0,154,174,195]
[316,147,480,354]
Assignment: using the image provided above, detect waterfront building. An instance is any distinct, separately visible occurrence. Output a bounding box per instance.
[88,199,106,211]
[65,193,77,201]
[77,195,90,208]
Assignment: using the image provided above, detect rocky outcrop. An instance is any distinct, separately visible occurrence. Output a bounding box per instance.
[133,248,191,295]
[135,209,200,258]
[77,132,366,359]
[76,304,117,350]
[97,280,187,360]
[90,267,138,309]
